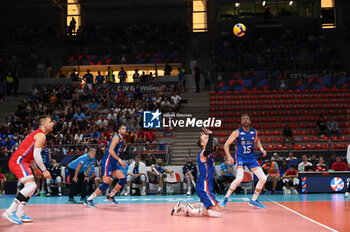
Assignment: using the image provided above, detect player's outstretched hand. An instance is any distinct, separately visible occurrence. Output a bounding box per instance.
[119,160,126,168]
[202,127,213,134]
[261,149,267,157]
[43,170,52,179]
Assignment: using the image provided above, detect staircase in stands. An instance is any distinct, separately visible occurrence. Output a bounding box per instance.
[171,91,210,165]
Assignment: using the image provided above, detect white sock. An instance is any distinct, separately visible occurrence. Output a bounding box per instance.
[58,187,62,192]
[87,193,97,201]
[16,202,27,218]
[157,187,162,192]
[6,199,20,214]
[191,181,196,187]
[142,186,146,192]
[225,180,240,198]
[126,186,130,193]
[109,189,117,197]
[47,186,51,193]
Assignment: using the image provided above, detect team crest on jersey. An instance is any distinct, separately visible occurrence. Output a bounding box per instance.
[241,141,245,146]
[252,137,255,140]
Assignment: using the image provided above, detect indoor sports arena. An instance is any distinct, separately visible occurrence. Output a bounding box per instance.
[0,0,349,231]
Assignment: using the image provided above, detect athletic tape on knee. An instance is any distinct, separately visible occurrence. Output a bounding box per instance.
[253,168,267,190]
[56,176,62,183]
[229,168,244,191]
[140,175,146,182]
[118,178,127,186]
[19,182,37,197]
[98,182,109,192]
[208,209,222,218]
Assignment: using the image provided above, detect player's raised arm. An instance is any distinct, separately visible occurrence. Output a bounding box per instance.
[254,130,266,157]
[108,136,126,168]
[33,133,51,179]
[224,130,239,163]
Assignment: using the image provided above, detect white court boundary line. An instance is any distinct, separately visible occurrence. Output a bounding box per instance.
[269,199,338,232]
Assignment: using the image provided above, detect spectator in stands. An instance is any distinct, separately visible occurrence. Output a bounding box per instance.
[46,159,63,197]
[164,63,172,75]
[298,155,313,172]
[140,71,147,83]
[194,67,201,93]
[309,154,318,166]
[286,152,297,161]
[145,129,157,151]
[0,173,6,197]
[262,160,279,194]
[282,125,294,145]
[327,116,340,138]
[160,97,171,112]
[125,155,147,196]
[83,69,94,86]
[95,71,105,84]
[331,156,348,171]
[315,156,328,171]
[70,68,79,82]
[316,115,327,137]
[67,148,96,203]
[177,67,184,92]
[88,98,99,119]
[118,67,127,83]
[271,152,283,162]
[69,17,76,35]
[182,155,197,195]
[279,159,289,177]
[147,159,174,195]
[106,66,115,83]
[133,69,140,83]
[282,165,299,194]
[5,72,14,95]
[217,155,235,194]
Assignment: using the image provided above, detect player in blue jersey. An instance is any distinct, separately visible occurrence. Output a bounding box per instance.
[85,124,127,207]
[220,114,267,208]
[171,127,223,217]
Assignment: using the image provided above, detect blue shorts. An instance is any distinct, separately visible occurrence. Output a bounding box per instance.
[101,158,120,177]
[236,154,260,170]
[195,182,217,209]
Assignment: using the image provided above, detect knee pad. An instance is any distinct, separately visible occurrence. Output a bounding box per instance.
[293,178,300,185]
[98,182,109,192]
[140,175,146,182]
[127,176,132,182]
[235,168,244,183]
[20,182,37,197]
[118,178,127,186]
[46,178,52,184]
[56,176,62,183]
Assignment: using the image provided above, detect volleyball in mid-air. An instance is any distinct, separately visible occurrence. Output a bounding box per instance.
[233,23,246,37]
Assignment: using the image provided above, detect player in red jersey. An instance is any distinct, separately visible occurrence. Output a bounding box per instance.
[2,115,54,225]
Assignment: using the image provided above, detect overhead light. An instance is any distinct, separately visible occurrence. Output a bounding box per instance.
[235,3,240,7]
[262,1,266,6]
[289,1,293,6]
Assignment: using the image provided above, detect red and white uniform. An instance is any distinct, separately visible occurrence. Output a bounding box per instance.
[8,129,45,181]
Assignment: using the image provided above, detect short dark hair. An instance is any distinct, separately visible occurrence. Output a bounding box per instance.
[290,165,296,169]
[118,123,127,130]
[39,115,51,126]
